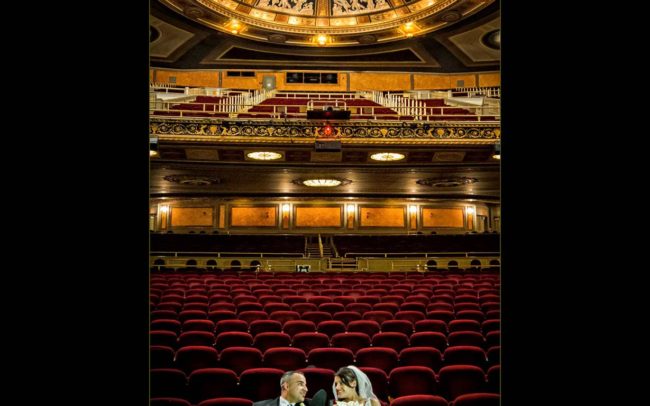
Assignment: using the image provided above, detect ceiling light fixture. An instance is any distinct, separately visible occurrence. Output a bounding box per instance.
[247,151,282,160]
[226,19,243,35]
[370,152,405,161]
[293,177,352,187]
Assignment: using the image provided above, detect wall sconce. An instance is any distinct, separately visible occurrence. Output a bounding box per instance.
[282,204,290,229]
[466,206,475,230]
[409,205,417,229]
[160,205,169,230]
[346,204,355,229]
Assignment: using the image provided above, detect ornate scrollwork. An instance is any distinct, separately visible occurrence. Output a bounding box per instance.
[149,119,500,141]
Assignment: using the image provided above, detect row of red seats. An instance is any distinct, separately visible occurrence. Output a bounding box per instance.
[152,343,499,373]
[151,392,499,406]
[152,365,499,404]
[153,316,499,336]
[151,329,500,353]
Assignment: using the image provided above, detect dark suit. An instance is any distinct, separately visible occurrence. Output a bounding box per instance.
[252,389,327,406]
[252,398,305,406]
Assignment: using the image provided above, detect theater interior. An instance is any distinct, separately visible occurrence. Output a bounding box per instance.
[150,1,500,404]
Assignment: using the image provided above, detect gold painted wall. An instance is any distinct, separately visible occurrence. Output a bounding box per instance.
[295,206,342,228]
[349,72,411,91]
[359,207,406,227]
[422,208,464,228]
[448,74,476,88]
[222,75,260,89]
[413,74,452,89]
[152,70,219,87]
[231,206,277,227]
[171,207,214,227]
[478,72,500,87]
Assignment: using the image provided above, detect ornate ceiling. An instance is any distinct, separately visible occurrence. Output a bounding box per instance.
[151,0,499,71]
[159,0,495,47]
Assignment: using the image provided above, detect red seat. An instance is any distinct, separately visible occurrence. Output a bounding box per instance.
[333,311,363,325]
[301,311,333,325]
[291,302,319,314]
[197,399,253,406]
[187,368,238,403]
[214,331,253,350]
[253,332,292,352]
[438,365,487,401]
[381,320,413,336]
[238,368,285,401]
[448,319,482,333]
[174,346,219,374]
[282,319,316,337]
[263,347,307,371]
[452,393,500,406]
[317,320,347,338]
[414,319,447,334]
[443,346,487,370]
[355,347,398,374]
[263,302,291,313]
[307,347,354,371]
[218,346,263,375]
[150,398,191,406]
[330,332,371,353]
[238,310,268,324]
[178,331,215,348]
[409,331,447,352]
[291,332,330,354]
[359,367,389,403]
[363,310,394,324]
[151,368,187,399]
[389,395,448,406]
[388,366,437,398]
[448,331,485,348]
[214,319,248,335]
[151,345,175,369]
[398,347,443,372]
[347,320,380,337]
[298,367,335,403]
[249,319,282,336]
[372,332,410,352]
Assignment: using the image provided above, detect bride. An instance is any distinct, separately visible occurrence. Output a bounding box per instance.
[332,366,381,406]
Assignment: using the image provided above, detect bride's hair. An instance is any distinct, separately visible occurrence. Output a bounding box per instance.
[333,365,377,402]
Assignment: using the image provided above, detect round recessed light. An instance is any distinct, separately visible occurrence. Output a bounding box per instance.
[247,151,282,160]
[370,152,405,161]
[293,178,352,187]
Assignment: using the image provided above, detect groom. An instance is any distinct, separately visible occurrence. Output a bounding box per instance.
[253,370,327,406]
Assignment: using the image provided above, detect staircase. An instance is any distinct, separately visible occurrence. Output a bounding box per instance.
[327,257,358,271]
[305,234,332,258]
[306,243,332,258]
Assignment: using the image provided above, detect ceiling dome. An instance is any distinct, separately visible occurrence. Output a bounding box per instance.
[159,0,495,46]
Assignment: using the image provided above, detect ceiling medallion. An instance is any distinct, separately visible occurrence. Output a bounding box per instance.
[417,176,478,187]
[440,10,462,22]
[292,177,352,187]
[164,175,221,185]
[268,34,287,43]
[183,6,205,19]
